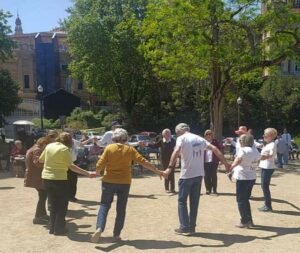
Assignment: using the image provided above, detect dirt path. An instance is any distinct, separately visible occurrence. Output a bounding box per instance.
[0,161,300,253]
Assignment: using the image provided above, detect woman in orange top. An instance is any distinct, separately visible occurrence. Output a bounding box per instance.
[91,128,163,243]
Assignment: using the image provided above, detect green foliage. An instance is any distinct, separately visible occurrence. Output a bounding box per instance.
[0,10,16,62]
[66,107,108,129]
[141,0,300,138]
[294,135,300,147]
[0,69,21,118]
[32,118,60,129]
[101,112,123,130]
[64,0,154,116]
[259,74,300,133]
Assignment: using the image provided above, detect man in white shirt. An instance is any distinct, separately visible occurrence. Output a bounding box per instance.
[98,121,122,147]
[164,123,230,235]
[281,128,291,165]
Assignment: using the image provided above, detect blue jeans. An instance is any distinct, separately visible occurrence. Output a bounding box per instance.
[283,146,289,165]
[277,153,283,168]
[178,176,202,231]
[261,169,274,209]
[96,182,130,236]
[236,180,255,224]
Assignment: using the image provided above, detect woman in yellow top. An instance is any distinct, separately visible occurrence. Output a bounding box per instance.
[91,128,164,243]
[40,132,95,235]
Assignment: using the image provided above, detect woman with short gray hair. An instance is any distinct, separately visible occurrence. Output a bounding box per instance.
[229,134,260,228]
[111,128,128,143]
[91,128,163,243]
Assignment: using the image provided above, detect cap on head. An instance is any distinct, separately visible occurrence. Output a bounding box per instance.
[111,121,122,128]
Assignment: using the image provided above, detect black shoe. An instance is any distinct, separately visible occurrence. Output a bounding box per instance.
[33,217,48,225]
[206,191,211,195]
[54,228,68,236]
[68,197,78,202]
[174,228,191,236]
[212,191,218,196]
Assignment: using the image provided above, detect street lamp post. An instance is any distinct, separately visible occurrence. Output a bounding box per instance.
[37,85,44,130]
[237,96,242,127]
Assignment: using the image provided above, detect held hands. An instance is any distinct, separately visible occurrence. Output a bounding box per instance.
[224,163,231,173]
[88,171,98,178]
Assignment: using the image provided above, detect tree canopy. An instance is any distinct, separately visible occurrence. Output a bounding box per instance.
[0,10,20,126]
[0,69,21,121]
[0,10,16,62]
[141,0,300,138]
[64,0,155,117]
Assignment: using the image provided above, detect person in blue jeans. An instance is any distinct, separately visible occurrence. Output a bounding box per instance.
[258,128,278,212]
[229,134,260,228]
[276,135,285,168]
[164,123,230,235]
[91,128,163,243]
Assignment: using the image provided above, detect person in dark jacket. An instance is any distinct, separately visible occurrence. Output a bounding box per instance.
[24,137,50,224]
[203,130,223,195]
[149,129,176,193]
[24,132,58,224]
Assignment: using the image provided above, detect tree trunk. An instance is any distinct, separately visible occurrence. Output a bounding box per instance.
[210,89,224,141]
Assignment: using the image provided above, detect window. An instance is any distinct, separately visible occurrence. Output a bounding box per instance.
[295,63,300,72]
[78,82,83,90]
[294,0,300,7]
[24,75,30,88]
[61,64,68,71]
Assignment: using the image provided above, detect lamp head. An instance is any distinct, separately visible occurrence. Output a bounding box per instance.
[237,96,242,105]
[37,85,43,93]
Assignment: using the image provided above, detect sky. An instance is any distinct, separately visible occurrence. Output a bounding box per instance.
[1,0,72,33]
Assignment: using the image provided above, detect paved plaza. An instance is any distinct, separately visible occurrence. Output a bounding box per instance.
[0,162,300,253]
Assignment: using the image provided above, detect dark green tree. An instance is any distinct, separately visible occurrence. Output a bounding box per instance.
[141,0,300,139]
[0,10,19,126]
[0,69,22,125]
[0,10,16,62]
[64,0,155,121]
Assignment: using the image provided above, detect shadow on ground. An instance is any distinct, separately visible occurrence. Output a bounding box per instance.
[0,186,15,190]
[93,225,300,251]
[251,196,300,213]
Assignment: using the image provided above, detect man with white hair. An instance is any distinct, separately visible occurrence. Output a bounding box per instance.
[148,128,176,193]
[164,123,230,235]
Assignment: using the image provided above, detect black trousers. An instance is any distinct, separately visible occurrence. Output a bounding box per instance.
[44,179,69,234]
[165,169,175,191]
[204,162,218,193]
[68,170,78,199]
[35,189,47,218]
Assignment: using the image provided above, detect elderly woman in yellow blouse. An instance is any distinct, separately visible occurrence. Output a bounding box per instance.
[39,132,95,236]
[91,128,164,243]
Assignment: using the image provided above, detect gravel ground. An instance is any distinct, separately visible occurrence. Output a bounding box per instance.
[0,161,300,253]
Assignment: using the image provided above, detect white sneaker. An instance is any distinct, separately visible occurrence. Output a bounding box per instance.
[91,228,102,243]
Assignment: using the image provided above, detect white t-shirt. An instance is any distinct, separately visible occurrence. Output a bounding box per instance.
[259,142,276,169]
[232,147,260,180]
[176,132,208,179]
[99,130,113,147]
[205,149,213,163]
[71,139,81,162]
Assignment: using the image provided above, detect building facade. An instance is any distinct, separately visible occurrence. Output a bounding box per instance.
[0,15,108,137]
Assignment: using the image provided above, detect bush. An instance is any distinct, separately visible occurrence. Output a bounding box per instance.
[66,107,109,129]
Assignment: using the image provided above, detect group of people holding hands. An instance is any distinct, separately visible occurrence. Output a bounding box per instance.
[24,122,279,243]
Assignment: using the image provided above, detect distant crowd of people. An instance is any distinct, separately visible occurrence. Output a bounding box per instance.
[1,121,298,243]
